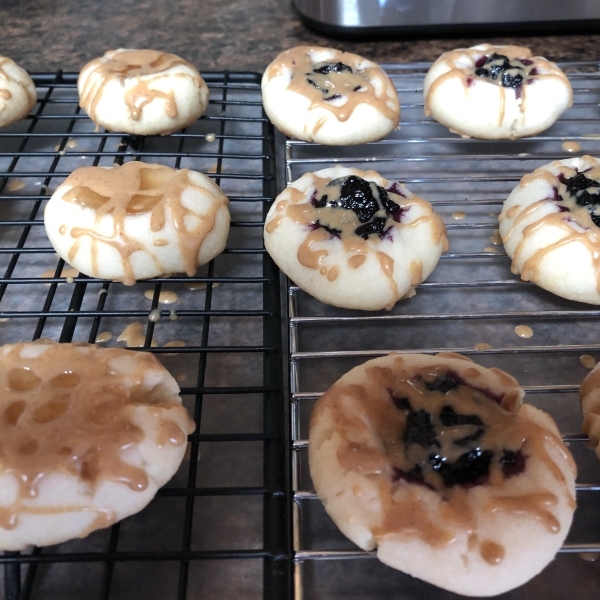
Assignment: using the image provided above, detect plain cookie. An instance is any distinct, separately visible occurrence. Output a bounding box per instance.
[44,161,230,285]
[309,352,576,597]
[424,44,572,139]
[78,49,209,135]
[263,166,448,311]
[499,155,600,304]
[0,339,195,550]
[262,46,400,145]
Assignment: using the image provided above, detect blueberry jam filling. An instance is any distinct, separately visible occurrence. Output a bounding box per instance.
[562,172,600,227]
[474,53,532,89]
[312,62,352,75]
[306,62,354,96]
[390,375,526,489]
[311,175,404,240]
[429,448,493,488]
[500,449,527,478]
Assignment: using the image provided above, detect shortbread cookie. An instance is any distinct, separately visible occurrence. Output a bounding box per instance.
[264,167,447,311]
[499,155,600,304]
[44,161,230,285]
[580,362,600,459]
[423,44,572,139]
[0,57,36,128]
[0,339,195,550]
[309,352,576,597]
[262,46,400,145]
[78,49,209,135]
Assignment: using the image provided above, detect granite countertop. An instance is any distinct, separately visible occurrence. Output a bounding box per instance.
[0,0,598,74]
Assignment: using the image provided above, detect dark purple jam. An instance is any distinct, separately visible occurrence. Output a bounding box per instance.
[563,172,600,227]
[390,375,526,489]
[474,53,527,89]
[312,61,352,75]
[306,62,353,96]
[500,449,527,478]
[312,175,404,240]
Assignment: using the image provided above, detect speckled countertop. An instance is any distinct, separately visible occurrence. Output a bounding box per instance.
[0,0,599,74]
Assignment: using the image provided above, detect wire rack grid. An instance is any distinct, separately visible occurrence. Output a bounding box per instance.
[284,62,600,600]
[0,71,292,600]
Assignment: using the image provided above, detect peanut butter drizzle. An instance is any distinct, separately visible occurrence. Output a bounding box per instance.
[321,356,575,556]
[424,45,571,127]
[80,49,200,124]
[265,47,398,126]
[0,340,193,531]
[266,172,447,304]
[117,322,158,348]
[56,162,227,285]
[487,493,560,533]
[480,540,506,565]
[501,158,600,292]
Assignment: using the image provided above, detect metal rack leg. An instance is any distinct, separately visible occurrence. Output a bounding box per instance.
[4,552,21,600]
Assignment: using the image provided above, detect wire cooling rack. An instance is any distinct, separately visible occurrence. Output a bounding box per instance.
[0,72,291,600]
[284,63,600,599]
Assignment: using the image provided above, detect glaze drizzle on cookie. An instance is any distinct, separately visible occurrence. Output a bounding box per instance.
[264,47,399,129]
[500,156,600,292]
[54,162,228,285]
[424,45,571,127]
[79,49,201,124]
[318,355,575,562]
[0,340,195,532]
[266,172,447,304]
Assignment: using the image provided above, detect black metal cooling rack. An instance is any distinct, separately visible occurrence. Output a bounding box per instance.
[0,72,291,600]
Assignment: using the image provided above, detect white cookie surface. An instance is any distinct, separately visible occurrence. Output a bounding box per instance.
[0,56,36,128]
[44,161,230,285]
[262,46,399,145]
[309,352,576,597]
[499,155,600,304]
[78,49,209,135]
[580,362,600,460]
[424,44,572,139]
[264,167,447,311]
[0,340,195,550]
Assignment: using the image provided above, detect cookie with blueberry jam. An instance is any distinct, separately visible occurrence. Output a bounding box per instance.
[309,352,576,597]
[261,46,400,145]
[423,44,572,139]
[263,166,448,311]
[500,155,600,304]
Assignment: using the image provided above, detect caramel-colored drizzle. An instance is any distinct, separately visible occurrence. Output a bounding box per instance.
[117,322,158,348]
[501,158,600,292]
[266,172,447,304]
[80,49,200,124]
[265,47,398,128]
[57,162,227,285]
[321,356,575,558]
[424,45,572,129]
[0,341,194,530]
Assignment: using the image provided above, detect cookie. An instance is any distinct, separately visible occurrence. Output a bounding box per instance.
[78,49,209,135]
[0,56,36,128]
[44,161,230,285]
[309,352,576,597]
[262,46,400,145]
[263,166,448,311]
[499,155,600,304]
[0,339,195,550]
[423,44,572,139]
[580,362,600,460]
